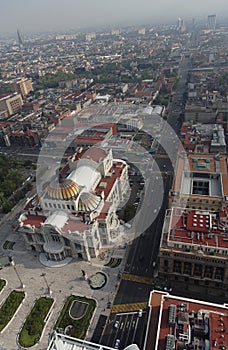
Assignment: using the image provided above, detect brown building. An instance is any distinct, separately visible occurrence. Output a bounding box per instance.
[11,77,33,98]
[158,207,228,297]
[0,92,23,116]
[170,153,228,211]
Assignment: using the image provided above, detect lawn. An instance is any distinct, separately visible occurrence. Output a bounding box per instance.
[19,296,54,348]
[54,295,96,339]
[0,290,25,332]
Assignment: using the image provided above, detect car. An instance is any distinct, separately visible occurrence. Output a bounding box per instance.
[138,309,143,317]
[113,320,120,329]
[114,339,120,349]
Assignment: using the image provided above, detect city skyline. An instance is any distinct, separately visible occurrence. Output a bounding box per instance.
[0,0,228,35]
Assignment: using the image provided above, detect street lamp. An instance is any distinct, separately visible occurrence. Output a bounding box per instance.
[10,258,25,289]
[41,272,52,295]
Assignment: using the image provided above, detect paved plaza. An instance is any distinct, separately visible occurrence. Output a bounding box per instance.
[0,220,126,350]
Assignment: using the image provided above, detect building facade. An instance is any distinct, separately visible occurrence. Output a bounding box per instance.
[18,147,129,262]
[158,207,228,296]
[0,92,23,116]
[12,78,33,98]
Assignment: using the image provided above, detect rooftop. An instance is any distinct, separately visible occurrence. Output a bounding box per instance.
[95,161,127,200]
[173,154,228,198]
[162,207,228,252]
[47,332,115,350]
[69,147,108,163]
[145,291,228,350]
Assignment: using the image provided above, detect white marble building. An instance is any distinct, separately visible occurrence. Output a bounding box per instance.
[19,147,129,262]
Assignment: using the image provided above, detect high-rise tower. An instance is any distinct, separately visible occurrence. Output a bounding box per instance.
[17,29,23,47]
[177,17,185,33]
[208,15,216,31]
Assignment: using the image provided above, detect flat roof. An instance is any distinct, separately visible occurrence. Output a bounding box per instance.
[163,207,228,251]
[47,332,115,350]
[145,291,228,350]
[174,154,228,197]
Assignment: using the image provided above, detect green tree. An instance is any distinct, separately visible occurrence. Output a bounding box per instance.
[2,200,13,213]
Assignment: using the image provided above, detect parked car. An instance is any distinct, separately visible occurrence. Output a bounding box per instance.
[138,309,143,317]
[113,320,120,329]
[114,339,120,349]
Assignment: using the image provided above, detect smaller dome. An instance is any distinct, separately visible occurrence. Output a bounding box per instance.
[31,194,40,207]
[47,179,80,200]
[78,192,101,212]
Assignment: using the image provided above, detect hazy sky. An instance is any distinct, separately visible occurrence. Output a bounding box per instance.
[0,0,228,35]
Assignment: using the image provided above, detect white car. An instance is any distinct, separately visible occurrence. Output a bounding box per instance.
[114,339,120,349]
[113,320,120,329]
[138,309,143,317]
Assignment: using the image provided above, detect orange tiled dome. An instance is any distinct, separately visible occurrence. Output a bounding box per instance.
[47,179,80,200]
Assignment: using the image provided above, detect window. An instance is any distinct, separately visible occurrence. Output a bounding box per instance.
[192,180,209,196]
[74,243,81,250]
[51,234,60,242]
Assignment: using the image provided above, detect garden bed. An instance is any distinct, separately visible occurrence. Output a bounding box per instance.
[19,296,54,348]
[88,272,107,289]
[0,290,25,332]
[54,295,96,339]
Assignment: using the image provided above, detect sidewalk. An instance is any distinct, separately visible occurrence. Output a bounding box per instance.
[0,238,126,350]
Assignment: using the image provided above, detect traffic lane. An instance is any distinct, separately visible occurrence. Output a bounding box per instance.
[91,314,108,343]
[104,310,147,349]
[133,174,171,275]
[124,173,172,277]
[114,280,152,305]
[125,175,163,272]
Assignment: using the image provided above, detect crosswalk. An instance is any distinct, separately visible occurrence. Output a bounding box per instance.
[121,273,153,285]
[111,302,148,313]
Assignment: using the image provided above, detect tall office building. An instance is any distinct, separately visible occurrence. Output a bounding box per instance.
[177,17,185,33]
[208,14,216,31]
[17,29,23,47]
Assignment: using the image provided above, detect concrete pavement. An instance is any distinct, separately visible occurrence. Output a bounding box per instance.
[0,226,126,350]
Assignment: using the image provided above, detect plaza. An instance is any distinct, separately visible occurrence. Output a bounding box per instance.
[0,220,125,350]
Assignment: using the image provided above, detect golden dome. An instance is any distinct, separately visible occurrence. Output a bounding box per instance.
[47,179,80,200]
[78,192,101,212]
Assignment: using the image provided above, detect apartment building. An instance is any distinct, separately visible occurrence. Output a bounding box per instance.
[11,77,33,98]
[0,92,23,116]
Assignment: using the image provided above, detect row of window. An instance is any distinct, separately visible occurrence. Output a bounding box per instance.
[44,202,75,211]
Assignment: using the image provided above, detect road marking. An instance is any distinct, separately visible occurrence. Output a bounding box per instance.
[121,273,153,284]
[111,302,148,313]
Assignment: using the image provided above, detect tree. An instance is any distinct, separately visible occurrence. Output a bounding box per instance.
[2,200,13,213]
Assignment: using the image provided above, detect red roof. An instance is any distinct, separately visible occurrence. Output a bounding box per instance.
[21,214,46,228]
[62,220,88,233]
[95,161,127,200]
[70,147,108,163]
[165,208,228,250]
[146,291,228,350]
